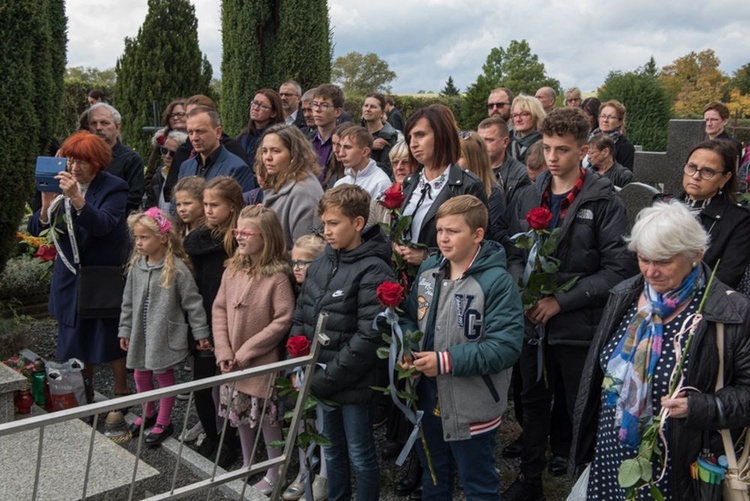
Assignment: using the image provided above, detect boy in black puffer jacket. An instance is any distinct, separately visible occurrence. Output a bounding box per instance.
[291,184,395,501]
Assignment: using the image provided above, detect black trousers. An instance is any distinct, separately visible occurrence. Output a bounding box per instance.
[193,354,219,441]
[519,340,588,478]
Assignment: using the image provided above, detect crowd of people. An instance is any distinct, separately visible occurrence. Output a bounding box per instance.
[26,81,750,501]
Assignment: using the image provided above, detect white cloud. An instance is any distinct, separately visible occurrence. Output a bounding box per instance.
[66,0,750,94]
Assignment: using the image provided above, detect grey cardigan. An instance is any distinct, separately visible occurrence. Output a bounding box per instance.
[118,257,209,371]
[263,171,324,250]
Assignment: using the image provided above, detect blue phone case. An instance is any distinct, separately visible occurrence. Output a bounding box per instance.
[35,157,66,192]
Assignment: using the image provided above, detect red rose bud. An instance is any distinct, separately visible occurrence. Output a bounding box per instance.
[376,281,404,307]
[526,207,553,231]
[35,245,57,261]
[380,183,406,210]
[286,336,311,357]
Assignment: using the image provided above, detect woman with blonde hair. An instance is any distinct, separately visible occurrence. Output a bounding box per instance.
[509,95,546,163]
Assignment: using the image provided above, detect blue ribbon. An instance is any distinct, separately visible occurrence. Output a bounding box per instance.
[373,309,424,467]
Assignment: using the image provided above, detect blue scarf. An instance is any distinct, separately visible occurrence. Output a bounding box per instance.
[602,265,702,449]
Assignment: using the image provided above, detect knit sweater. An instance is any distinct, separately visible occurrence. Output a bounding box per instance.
[212,268,295,397]
[118,257,209,371]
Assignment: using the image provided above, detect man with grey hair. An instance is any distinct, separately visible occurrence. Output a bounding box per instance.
[279,80,305,128]
[178,106,255,190]
[88,102,144,213]
[534,86,557,114]
[299,87,317,130]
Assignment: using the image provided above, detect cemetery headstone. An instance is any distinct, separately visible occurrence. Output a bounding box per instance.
[617,182,660,227]
[633,119,705,195]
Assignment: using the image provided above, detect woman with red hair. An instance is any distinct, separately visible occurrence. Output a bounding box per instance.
[28,131,131,400]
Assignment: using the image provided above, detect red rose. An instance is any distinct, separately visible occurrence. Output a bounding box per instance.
[526,207,553,231]
[286,336,311,357]
[35,245,57,261]
[380,183,406,210]
[376,281,404,307]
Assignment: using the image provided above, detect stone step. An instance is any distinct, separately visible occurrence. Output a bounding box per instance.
[0,410,159,500]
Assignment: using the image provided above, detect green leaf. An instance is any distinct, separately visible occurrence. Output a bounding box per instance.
[540,261,558,274]
[512,232,535,250]
[307,431,332,447]
[394,214,413,237]
[376,347,391,360]
[618,458,643,488]
[557,276,579,292]
[370,385,391,395]
[406,330,424,344]
[268,440,286,449]
[382,333,393,344]
[637,456,653,482]
[650,484,664,501]
[396,389,417,401]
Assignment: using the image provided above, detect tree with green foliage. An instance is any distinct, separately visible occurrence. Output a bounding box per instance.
[659,50,729,117]
[332,52,396,95]
[441,76,460,97]
[0,0,66,274]
[115,0,212,159]
[598,59,672,151]
[57,67,117,140]
[463,39,560,129]
[221,0,331,136]
[731,63,750,96]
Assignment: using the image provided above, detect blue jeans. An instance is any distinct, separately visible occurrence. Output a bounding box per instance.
[321,403,380,501]
[416,379,500,500]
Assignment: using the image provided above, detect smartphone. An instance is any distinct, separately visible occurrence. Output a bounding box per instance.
[35,157,66,192]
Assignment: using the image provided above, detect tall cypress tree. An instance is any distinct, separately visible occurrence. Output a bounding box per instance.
[115,0,213,159]
[221,0,331,136]
[0,1,43,273]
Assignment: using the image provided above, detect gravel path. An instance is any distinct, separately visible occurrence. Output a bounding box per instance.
[22,317,574,500]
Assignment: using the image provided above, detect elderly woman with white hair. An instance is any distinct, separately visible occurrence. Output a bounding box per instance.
[570,201,750,500]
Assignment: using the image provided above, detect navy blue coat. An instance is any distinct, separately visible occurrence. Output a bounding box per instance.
[28,172,129,362]
[178,145,257,191]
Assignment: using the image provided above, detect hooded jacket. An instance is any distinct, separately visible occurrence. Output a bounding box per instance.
[505,170,637,345]
[290,224,395,405]
[570,267,750,500]
[369,121,399,178]
[400,240,524,441]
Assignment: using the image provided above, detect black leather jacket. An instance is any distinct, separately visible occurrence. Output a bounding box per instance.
[571,267,750,500]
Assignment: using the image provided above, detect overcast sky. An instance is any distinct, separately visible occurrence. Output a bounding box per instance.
[66,0,749,94]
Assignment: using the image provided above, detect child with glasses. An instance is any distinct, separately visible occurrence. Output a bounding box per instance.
[283,232,328,500]
[213,205,295,495]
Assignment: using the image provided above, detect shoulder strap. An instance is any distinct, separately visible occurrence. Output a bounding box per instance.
[717,323,750,471]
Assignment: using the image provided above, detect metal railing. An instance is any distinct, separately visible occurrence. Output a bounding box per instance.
[0,314,329,501]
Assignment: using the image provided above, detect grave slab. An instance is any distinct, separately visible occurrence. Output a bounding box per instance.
[0,362,29,424]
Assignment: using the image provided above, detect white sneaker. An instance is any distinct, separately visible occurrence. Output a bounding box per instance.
[179,422,204,442]
[312,476,328,501]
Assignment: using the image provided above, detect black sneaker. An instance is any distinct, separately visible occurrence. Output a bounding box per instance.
[211,441,238,469]
[548,455,569,477]
[503,474,546,501]
[502,435,524,458]
[196,436,218,458]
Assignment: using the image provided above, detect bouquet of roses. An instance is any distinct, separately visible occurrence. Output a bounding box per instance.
[510,207,578,311]
[378,183,427,289]
[371,281,436,485]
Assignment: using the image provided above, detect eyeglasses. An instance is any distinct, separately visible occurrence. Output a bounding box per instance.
[311,101,333,111]
[250,100,271,111]
[459,130,472,140]
[279,92,298,98]
[683,163,725,180]
[487,102,510,110]
[512,111,532,120]
[169,112,186,119]
[599,114,619,120]
[232,229,262,240]
[290,259,313,270]
[159,146,177,157]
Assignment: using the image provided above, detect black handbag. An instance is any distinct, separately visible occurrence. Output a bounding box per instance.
[77,266,125,319]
